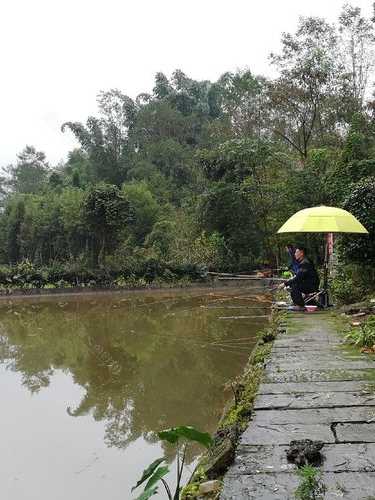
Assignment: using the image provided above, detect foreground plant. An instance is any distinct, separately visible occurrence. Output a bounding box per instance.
[132,426,213,500]
[295,465,326,500]
[346,315,375,349]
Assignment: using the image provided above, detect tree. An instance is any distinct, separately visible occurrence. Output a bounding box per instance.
[216,70,267,137]
[339,3,375,107]
[199,182,260,268]
[59,188,87,259]
[341,176,375,263]
[269,17,342,158]
[64,148,92,187]
[198,138,293,267]
[83,184,131,265]
[145,220,176,257]
[6,146,49,194]
[7,198,25,263]
[49,172,63,190]
[323,113,375,204]
[153,72,172,99]
[62,90,137,185]
[122,182,160,244]
[72,170,81,188]
[198,138,272,183]
[342,112,375,162]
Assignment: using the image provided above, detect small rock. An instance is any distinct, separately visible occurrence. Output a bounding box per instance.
[351,321,361,326]
[198,480,221,495]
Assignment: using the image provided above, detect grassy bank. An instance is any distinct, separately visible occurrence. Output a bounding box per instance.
[0,260,207,292]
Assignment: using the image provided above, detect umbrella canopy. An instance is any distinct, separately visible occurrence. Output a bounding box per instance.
[277,206,368,234]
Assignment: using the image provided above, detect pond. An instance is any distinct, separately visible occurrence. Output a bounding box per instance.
[0,286,270,500]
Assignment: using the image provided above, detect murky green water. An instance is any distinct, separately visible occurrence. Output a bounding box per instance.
[0,287,269,500]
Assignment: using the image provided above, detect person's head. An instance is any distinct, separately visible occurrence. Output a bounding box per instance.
[295,246,307,262]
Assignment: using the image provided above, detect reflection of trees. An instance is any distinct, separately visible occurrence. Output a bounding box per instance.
[0,291,266,461]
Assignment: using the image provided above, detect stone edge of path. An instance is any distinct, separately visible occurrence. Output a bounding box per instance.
[220,313,375,500]
[181,307,283,499]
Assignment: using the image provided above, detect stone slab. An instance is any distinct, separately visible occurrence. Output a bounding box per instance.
[336,422,375,443]
[272,341,344,348]
[253,391,375,410]
[258,381,368,394]
[272,346,344,353]
[221,471,298,499]
[273,341,345,349]
[276,331,338,338]
[230,443,375,474]
[240,422,334,445]
[264,368,375,383]
[267,360,375,370]
[221,472,375,499]
[274,339,333,346]
[253,406,375,425]
[271,351,367,361]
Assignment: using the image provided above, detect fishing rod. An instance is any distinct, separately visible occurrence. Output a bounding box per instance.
[208,269,288,276]
[209,284,281,292]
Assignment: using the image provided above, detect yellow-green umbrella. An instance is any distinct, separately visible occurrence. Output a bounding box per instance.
[277,206,368,234]
[277,206,368,307]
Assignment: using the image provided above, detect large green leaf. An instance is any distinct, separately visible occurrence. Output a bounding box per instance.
[145,465,169,490]
[158,426,213,448]
[135,485,158,500]
[132,457,165,492]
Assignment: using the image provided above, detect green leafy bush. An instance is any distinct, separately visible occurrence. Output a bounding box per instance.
[346,315,375,348]
[331,263,369,304]
[341,177,375,263]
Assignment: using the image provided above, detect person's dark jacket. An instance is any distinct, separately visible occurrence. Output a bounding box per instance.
[285,257,319,292]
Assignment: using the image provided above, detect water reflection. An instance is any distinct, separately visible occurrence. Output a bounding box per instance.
[0,288,269,495]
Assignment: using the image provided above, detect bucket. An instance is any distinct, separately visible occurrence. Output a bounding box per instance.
[305,305,318,312]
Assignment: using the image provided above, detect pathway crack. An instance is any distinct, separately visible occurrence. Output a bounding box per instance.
[330,422,339,443]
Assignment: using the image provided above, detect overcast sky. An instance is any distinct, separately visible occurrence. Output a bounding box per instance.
[1,0,373,167]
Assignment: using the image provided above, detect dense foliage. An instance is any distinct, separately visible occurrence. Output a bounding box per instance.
[2,4,375,286]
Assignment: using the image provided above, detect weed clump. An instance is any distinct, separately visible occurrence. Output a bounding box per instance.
[346,314,375,350]
[295,465,326,500]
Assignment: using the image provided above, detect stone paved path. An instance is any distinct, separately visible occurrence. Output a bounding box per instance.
[221,313,375,499]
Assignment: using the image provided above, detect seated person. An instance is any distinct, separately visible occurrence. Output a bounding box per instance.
[280,246,320,311]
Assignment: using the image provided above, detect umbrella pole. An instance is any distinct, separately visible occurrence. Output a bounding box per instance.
[324,238,328,293]
[323,234,331,307]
